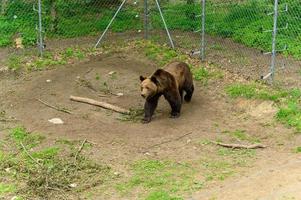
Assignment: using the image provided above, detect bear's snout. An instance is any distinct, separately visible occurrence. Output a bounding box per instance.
[141,94,146,98]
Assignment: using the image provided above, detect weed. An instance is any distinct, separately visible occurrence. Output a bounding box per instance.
[118,108,144,123]
[209,44,225,51]
[100,81,110,94]
[136,40,180,66]
[277,101,301,133]
[0,127,112,199]
[295,146,301,153]
[9,127,45,148]
[109,72,117,80]
[224,130,261,143]
[145,190,183,200]
[95,73,100,80]
[0,183,16,195]
[226,83,301,132]
[7,55,23,70]
[202,160,234,181]
[192,67,209,83]
[6,47,90,71]
[116,159,197,198]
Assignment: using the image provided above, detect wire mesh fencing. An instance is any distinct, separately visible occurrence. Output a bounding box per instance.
[0,0,300,80]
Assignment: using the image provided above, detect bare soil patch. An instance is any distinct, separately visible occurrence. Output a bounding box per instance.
[0,38,300,199]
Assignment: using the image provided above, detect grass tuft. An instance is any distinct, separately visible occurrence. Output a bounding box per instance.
[1,127,112,199]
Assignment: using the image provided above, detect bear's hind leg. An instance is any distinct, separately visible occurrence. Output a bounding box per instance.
[184,84,194,102]
[179,89,184,103]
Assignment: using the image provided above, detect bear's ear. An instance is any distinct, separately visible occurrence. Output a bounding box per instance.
[140,75,146,82]
[150,76,159,85]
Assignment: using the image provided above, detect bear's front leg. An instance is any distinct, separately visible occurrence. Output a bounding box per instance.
[142,96,159,123]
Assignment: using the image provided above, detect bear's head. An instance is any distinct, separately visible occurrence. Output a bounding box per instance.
[139,75,159,99]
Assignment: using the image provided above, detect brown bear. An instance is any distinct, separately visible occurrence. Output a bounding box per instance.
[139,61,194,123]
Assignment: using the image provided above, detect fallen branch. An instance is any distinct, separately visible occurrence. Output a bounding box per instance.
[20,142,42,166]
[143,132,193,153]
[74,139,87,162]
[0,118,18,122]
[37,99,72,114]
[211,141,267,149]
[70,95,130,114]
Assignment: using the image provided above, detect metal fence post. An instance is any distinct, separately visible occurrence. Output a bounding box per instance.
[38,0,44,56]
[270,0,279,83]
[200,0,206,61]
[144,0,148,39]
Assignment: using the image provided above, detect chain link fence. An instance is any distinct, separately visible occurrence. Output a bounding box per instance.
[0,0,300,81]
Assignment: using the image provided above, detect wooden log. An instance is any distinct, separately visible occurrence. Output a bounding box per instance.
[211,141,267,149]
[70,95,130,114]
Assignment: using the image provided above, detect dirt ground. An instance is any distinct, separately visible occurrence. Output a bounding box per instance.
[0,34,301,200]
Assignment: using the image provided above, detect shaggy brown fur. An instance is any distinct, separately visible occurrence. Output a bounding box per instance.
[139,61,194,123]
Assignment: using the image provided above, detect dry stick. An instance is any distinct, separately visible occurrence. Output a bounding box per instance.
[20,142,42,166]
[211,141,267,149]
[0,118,18,122]
[37,98,73,114]
[70,95,130,114]
[74,139,87,162]
[143,132,193,153]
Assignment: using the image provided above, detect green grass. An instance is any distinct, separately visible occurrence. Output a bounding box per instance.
[116,159,199,198]
[115,146,256,199]
[134,40,223,84]
[192,67,210,83]
[6,46,91,71]
[1,127,112,199]
[0,183,16,195]
[224,130,261,143]
[118,108,144,123]
[135,40,182,66]
[145,191,183,200]
[226,83,301,133]
[9,127,45,148]
[2,1,301,59]
[225,83,291,101]
[276,101,301,133]
[295,146,301,153]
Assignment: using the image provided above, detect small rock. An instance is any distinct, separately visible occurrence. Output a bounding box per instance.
[5,168,11,172]
[11,196,18,200]
[48,118,64,124]
[114,172,120,176]
[108,71,116,75]
[69,183,77,188]
[76,76,80,79]
[116,93,124,96]
[46,79,51,83]
[144,152,151,156]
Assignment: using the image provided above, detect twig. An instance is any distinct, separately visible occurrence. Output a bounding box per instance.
[74,139,87,162]
[211,141,267,149]
[84,68,93,76]
[37,98,73,114]
[0,118,18,122]
[70,95,130,114]
[143,132,193,153]
[20,142,42,166]
[46,187,68,200]
[86,140,97,145]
